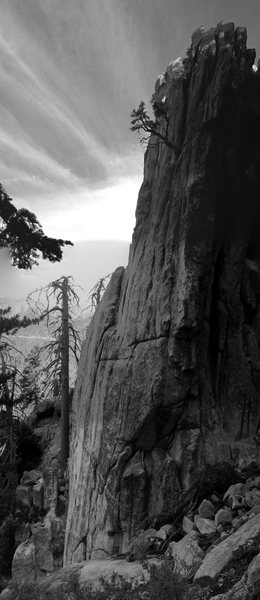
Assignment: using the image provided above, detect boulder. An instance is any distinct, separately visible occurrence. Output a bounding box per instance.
[12,541,36,587]
[215,509,233,528]
[194,516,217,536]
[244,487,260,508]
[50,515,66,557]
[195,513,260,583]
[32,520,54,573]
[182,515,197,534]
[167,531,205,577]
[156,524,172,540]
[127,529,161,560]
[32,478,44,510]
[198,499,215,520]
[223,483,247,501]
[21,470,42,486]
[247,552,260,597]
[34,558,157,597]
[43,468,58,513]
[226,494,248,510]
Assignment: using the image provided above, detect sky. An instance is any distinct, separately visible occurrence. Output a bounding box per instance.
[1,0,260,298]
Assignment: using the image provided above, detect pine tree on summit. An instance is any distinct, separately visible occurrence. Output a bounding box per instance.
[0,183,73,269]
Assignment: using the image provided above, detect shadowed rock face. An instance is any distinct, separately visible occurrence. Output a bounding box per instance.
[64,23,260,563]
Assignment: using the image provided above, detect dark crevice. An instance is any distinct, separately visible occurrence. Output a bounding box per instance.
[128,334,168,348]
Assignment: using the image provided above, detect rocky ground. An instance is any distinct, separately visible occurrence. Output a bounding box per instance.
[2,458,260,598]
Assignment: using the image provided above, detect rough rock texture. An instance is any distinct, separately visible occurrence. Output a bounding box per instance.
[27,398,61,469]
[7,558,157,600]
[65,23,260,563]
[194,512,260,582]
[12,541,36,587]
[167,531,205,576]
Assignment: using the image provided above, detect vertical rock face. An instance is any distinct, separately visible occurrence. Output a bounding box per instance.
[64,23,260,563]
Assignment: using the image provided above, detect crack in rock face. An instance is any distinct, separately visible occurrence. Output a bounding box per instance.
[64,22,260,564]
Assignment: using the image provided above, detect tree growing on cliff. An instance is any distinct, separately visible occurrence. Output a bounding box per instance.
[130,96,174,149]
[87,274,111,313]
[0,183,72,269]
[28,276,82,471]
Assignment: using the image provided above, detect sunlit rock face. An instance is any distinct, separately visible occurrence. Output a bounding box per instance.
[64,23,260,563]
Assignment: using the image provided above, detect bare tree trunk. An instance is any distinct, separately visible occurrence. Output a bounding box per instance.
[60,277,70,472]
[0,352,12,421]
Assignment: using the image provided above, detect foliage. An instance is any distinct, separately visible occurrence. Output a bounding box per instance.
[0,516,15,577]
[130,96,174,149]
[18,346,43,410]
[0,183,73,269]
[28,277,81,396]
[0,307,38,338]
[9,558,206,600]
[87,275,111,313]
[182,45,193,78]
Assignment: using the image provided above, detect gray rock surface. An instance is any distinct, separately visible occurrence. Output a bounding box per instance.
[198,499,215,520]
[247,552,260,597]
[215,508,233,527]
[167,531,204,576]
[64,22,260,563]
[32,520,54,573]
[194,515,217,535]
[194,513,260,583]
[12,541,36,587]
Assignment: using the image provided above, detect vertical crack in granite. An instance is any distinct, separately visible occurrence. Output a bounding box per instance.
[64,23,260,563]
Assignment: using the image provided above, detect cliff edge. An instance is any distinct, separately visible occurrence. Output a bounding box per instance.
[64,23,260,564]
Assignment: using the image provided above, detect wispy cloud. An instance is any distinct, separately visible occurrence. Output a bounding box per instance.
[0,1,148,218]
[2,0,259,244]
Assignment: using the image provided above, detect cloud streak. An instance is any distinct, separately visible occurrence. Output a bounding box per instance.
[1,0,260,242]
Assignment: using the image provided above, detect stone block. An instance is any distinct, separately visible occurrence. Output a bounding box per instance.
[12,541,36,587]
[157,524,172,540]
[32,520,54,573]
[195,513,260,583]
[50,516,65,556]
[198,499,215,520]
[194,515,217,536]
[32,478,44,510]
[167,531,205,577]
[223,483,247,501]
[21,470,42,486]
[43,468,58,513]
[215,508,233,527]
[182,515,196,534]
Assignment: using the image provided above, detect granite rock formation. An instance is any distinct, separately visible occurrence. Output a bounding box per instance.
[64,23,260,563]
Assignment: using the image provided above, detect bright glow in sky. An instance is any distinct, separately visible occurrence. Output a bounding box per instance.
[37,176,142,242]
